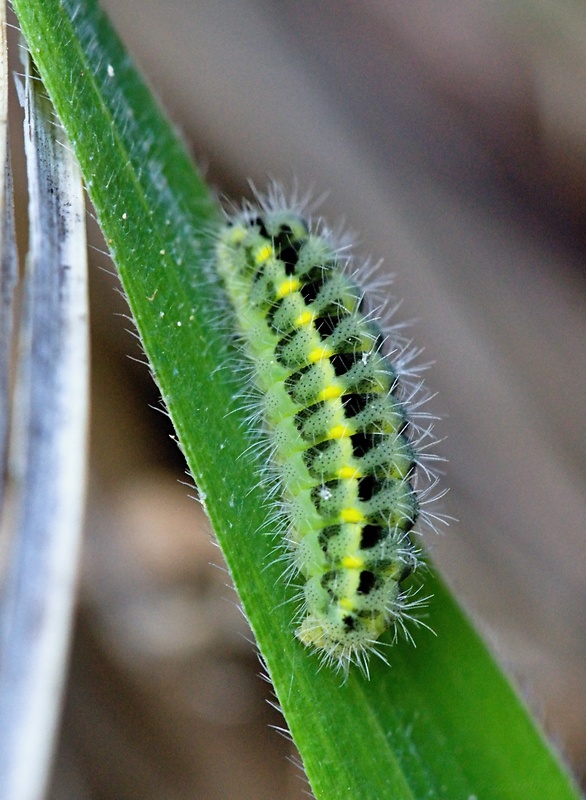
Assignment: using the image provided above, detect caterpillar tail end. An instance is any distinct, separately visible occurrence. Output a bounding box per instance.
[295,613,389,675]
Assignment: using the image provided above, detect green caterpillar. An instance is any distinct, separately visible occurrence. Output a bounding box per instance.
[216,192,439,673]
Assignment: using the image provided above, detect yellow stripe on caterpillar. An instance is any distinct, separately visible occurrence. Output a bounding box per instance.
[318,385,343,402]
[295,310,313,327]
[275,276,301,298]
[340,507,365,524]
[337,466,362,480]
[341,555,364,570]
[308,345,334,363]
[255,243,273,264]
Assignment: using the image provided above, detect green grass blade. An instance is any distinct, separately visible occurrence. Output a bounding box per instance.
[11,1,582,798]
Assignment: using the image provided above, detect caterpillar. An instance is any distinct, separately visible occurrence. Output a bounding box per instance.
[216,189,440,674]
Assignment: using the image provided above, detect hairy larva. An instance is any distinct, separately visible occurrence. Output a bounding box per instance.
[216,188,442,674]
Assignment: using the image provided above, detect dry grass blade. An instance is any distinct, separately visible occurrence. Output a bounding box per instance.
[0,0,14,516]
[0,52,89,800]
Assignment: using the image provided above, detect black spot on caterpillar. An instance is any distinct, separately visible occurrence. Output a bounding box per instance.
[216,188,444,674]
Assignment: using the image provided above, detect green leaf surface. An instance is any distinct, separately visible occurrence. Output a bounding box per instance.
[11,1,582,798]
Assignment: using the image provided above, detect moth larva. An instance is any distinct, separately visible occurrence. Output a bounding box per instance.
[216,190,440,674]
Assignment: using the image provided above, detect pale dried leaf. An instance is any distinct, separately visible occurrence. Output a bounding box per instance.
[0,53,89,800]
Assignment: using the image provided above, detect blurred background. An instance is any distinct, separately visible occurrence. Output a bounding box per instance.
[11,1,584,797]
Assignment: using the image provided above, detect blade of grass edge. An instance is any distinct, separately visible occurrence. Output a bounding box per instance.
[10,1,582,799]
